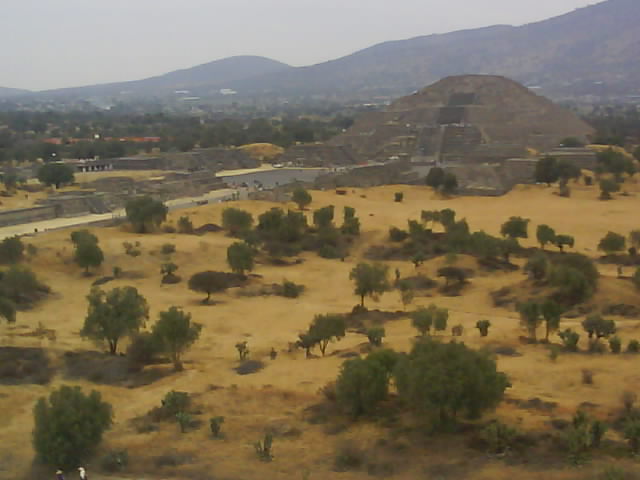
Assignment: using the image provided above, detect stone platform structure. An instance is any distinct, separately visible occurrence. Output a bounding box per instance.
[328,75,594,165]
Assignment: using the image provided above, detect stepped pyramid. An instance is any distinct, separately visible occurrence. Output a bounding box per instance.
[330,75,594,163]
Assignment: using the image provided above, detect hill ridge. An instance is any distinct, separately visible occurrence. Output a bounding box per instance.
[18,0,640,102]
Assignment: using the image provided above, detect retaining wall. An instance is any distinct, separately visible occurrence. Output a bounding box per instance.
[0,206,58,227]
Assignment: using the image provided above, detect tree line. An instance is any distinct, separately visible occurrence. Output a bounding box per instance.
[0,110,355,163]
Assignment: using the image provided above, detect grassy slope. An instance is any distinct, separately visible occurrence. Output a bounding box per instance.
[2,180,640,479]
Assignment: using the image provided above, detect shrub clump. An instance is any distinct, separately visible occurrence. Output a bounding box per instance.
[160,243,176,255]
[395,340,510,429]
[32,386,113,468]
[278,280,305,298]
[335,355,391,418]
[0,265,50,308]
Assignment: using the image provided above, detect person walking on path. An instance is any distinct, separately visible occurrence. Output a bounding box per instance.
[55,469,65,480]
[78,467,88,480]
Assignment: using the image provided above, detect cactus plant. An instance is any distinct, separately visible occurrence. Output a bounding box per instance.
[254,433,273,461]
[210,416,225,438]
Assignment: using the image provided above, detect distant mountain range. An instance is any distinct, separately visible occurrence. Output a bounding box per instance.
[7,0,640,104]
[233,0,640,100]
[0,87,31,98]
[38,56,292,98]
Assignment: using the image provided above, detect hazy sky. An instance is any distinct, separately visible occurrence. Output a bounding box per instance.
[1,0,597,91]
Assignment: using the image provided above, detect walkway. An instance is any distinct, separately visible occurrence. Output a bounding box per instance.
[0,188,236,240]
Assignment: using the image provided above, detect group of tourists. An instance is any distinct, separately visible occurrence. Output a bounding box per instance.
[55,467,87,480]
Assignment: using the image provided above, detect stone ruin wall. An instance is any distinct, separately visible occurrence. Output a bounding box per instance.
[0,205,59,227]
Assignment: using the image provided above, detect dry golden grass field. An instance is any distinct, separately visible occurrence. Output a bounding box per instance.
[2,180,640,480]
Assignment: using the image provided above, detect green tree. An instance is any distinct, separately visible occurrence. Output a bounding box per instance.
[439,209,456,229]
[469,231,501,260]
[308,314,346,356]
[177,216,194,234]
[0,265,49,310]
[499,237,519,263]
[433,306,449,334]
[558,328,580,351]
[476,320,491,337]
[524,251,548,281]
[222,207,253,236]
[257,208,307,246]
[582,314,616,340]
[599,178,620,200]
[2,172,18,192]
[349,263,389,308]
[210,416,225,438]
[226,241,255,276]
[597,149,635,181]
[398,279,415,310]
[296,333,316,358]
[70,229,98,246]
[500,216,529,240]
[547,254,598,304]
[517,301,541,341]
[421,210,441,228]
[74,241,104,275]
[152,306,202,371]
[125,196,168,233]
[549,266,593,304]
[411,251,427,269]
[313,205,335,229]
[437,266,467,287]
[175,411,192,433]
[161,262,178,276]
[536,224,556,249]
[394,340,509,428]
[411,308,433,336]
[553,234,575,253]
[341,206,360,236]
[481,421,519,455]
[426,167,445,189]
[556,160,582,182]
[0,236,24,264]
[81,286,149,354]
[535,156,559,185]
[335,356,389,417]
[291,187,312,210]
[609,336,622,354]
[188,271,238,304]
[366,327,385,347]
[32,385,113,468]
[598,231,626,255]
[541,298,562,341]
[37,163,75,188]
[442,172,459,194]
[367,348,400,378]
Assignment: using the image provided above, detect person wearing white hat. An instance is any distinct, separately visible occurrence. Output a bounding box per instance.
[55,469,65,480]
[78,467,88,480]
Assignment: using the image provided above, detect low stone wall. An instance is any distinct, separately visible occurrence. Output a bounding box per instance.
[0,206,58,227]
[314,162,415,189]
[546,149,598,170]
[502,159,538,186]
